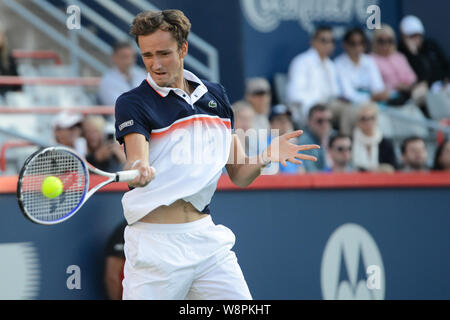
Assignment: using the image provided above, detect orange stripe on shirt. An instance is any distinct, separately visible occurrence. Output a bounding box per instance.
[150,116,231,139]
[146,78,165,98]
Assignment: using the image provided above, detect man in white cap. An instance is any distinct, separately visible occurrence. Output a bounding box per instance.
[244,77,272,132]
[398,15,449,90]
[52,112,87,157]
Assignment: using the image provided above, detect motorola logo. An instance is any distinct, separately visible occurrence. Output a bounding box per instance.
[321,223,385,300]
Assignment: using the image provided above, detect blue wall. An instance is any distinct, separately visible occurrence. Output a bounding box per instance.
[1,185,450,299]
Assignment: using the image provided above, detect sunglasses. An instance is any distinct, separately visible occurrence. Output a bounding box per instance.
[348,40,365,47]
[250,90,270,96]
[334,146,352,153]
[317,37,335,45]
[315,117,332,125]
[359,115,377,122]
[376,38,395,45]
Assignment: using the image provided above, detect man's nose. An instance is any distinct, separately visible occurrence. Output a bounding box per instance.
[153,57,163,69]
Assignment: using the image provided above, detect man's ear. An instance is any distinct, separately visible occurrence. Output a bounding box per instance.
[180,41,188,59]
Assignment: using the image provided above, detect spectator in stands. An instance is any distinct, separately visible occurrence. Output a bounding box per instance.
[324,134,353,173]
[104,221,127,300]
[268,104,302,174]
[244,78,271,132]
[52,112,87,157]
[0,30,21,96]
[352,103,397,172]
[297,104,334,172]
[232,100,255,133]
[398,16,450,94]
[400,136,429,172]
[82,115,126,172]
[335,27,389,104]
[371,24,427,108]
[334,27,389,135]
[286,25,350,130]
[98,41,146,106]
[432,139,450,171]
[232,100,257,157]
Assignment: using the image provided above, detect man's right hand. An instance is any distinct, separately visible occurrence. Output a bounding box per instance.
[128,160,156,188]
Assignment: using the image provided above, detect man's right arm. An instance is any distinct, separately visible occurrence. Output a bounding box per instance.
[123,133,155,188]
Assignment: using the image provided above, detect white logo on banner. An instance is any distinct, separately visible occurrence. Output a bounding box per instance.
[241,0,379,35]
[321,224,385,300]
[0,242,40,299]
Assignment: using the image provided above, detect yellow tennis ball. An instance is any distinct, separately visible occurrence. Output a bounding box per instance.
[41,176,64,199]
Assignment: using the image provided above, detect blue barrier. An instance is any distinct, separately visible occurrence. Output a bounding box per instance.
[1,174,450,299]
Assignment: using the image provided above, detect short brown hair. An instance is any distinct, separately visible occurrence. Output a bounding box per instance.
[130,10,191,48]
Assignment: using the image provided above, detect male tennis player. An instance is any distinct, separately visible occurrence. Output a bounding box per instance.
[114,9,319,300]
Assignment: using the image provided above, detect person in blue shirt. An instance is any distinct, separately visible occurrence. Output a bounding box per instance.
[297,104,335,172]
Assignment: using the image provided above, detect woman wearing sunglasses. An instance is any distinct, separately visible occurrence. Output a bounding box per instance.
[371,24,423,107]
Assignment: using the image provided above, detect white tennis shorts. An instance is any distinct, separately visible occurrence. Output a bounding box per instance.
[122,215,252,300]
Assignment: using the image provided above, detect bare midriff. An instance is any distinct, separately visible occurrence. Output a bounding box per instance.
[138,199,209,224]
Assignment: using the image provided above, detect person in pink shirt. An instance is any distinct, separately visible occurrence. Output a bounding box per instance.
[371,24,427,107]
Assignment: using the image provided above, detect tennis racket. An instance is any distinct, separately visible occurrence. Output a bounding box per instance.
[17,146,148,225]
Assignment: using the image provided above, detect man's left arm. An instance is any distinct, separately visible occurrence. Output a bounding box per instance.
[225,130,320,188]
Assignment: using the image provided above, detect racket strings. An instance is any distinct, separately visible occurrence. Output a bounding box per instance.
[20,149,87,222]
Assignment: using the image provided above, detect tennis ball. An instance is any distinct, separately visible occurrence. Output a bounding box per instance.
[41,176,64,199]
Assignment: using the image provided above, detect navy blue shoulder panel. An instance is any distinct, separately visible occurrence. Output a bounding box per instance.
[114,79,235,145]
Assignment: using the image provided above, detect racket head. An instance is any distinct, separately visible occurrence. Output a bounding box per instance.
[17,146,90,225]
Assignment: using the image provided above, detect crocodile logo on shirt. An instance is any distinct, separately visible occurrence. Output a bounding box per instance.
[208,100,217,108]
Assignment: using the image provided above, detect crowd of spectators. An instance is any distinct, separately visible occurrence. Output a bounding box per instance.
[0,14,449,176]
[233,15,449,174]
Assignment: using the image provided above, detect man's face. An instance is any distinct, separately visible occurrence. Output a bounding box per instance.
[403,139,428,170]
[344,33,366,60]
[246,91,271,115]
[312,31,335,58]
[112,46,136,74]
[308,110,332,139]
[234,107,255,132]
[270,114,293,136]
[138,29,187,88]
[402,33,424,54]
[54,126,79,147]
[330,137,352,167]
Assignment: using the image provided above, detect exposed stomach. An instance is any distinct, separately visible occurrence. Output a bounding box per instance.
[138,199,208,224]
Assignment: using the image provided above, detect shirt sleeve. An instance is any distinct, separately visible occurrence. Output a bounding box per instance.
[114,94,152,145]
[219,84,235,130]
[367,56,386,93]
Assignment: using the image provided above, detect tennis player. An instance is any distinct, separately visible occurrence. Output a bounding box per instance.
[114,9,320,300]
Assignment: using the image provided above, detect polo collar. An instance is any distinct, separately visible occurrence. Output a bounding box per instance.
[146,70,208,104]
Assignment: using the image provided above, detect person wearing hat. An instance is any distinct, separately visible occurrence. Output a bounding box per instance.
[398,15,450,92]
[52,112,87,157]
[244,77,271,132]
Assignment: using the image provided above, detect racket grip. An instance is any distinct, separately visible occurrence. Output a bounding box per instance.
[116,169,140,182]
